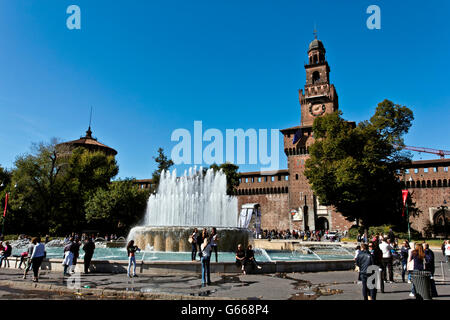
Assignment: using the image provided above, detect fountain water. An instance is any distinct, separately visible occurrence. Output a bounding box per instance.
[128,167,249,252]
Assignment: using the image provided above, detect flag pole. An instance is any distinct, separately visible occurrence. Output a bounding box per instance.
[2,193,8,238]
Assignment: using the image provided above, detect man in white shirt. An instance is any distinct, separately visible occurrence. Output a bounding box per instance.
[445,240,450,269]
[379,237,394,283]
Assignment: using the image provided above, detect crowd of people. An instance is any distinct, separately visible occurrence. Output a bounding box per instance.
[256,229,344,242]
[126,226,264,287]
[63,232,120,243]
[355,230,450,300]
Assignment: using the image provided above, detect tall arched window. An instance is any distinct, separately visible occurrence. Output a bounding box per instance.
[312,71,320,84]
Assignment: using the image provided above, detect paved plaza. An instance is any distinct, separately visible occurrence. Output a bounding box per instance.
[0,251,449,300]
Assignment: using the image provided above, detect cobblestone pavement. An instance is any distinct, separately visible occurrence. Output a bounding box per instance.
[0,252,449,300]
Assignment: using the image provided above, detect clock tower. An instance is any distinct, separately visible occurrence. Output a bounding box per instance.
[299,34,338,126]
[280,33,339,231]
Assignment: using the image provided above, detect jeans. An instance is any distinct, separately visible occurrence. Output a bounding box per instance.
[191,243,197,261]
[128,256,136,276]
[31,256,44,278]
[211,245,218,263]
[360,273,377,300]
[0,255,9,268]
[401,262,407,282]
[84,254,93,273]
[382,257,393,282]
[201,256,211,285]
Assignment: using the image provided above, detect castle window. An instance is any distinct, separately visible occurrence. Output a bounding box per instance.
[258,177,261,183]
[271,176,275,182]
[405,169,410,174]
[444,167,448,172]
[245,178,248,183]
[251,177,254,183]
[296,174,299,180]
[414,168,419,174]
[278,175,281,181]
[424,168,429,173]
[434,167,438,172]
[285,175,289,181]
[312,71,320,84]
[432,180,436,187]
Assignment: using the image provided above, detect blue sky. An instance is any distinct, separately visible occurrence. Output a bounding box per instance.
[0,0,449,179]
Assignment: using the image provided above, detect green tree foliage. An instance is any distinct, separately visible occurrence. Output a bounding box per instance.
[4,141,120,234]
[150,148,174,193]
[85,179,150,233]
[304,99,414,229]
[61,147,119,231]
[209,162,240,195]
[8,141,67,234]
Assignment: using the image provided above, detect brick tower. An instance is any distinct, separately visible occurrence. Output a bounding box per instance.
[281,34,339,231]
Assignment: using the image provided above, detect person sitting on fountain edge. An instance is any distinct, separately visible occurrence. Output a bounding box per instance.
[245,244,262,272]
[235,244,246,274]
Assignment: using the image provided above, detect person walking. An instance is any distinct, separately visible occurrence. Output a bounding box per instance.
[82,237,95,274]
[30,237,46,282]
[126,240,140,278]
[210,227,219,263]
[445,240,450,268]
[62,237,74,276]
[379,237,394,283]
[71,238,81,272]
[423,243,438,297]
[0,241,12,268]
[356,243,377,300]
[235,244,246,274]
[190,228,198,261]
[408,243,425,298]
[442,240,447,262]
[400,240,410,283]
[23,240,35,279]
[369,241,384,293]
[200,237,212,286]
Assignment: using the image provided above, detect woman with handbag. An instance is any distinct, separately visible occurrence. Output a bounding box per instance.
[408,243,425,298]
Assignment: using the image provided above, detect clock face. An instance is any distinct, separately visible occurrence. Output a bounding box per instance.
[309,104,326,117]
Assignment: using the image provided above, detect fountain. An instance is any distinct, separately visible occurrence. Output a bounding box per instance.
[128,167,250,252]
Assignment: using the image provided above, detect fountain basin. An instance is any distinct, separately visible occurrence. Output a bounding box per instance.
[128,226,251,252]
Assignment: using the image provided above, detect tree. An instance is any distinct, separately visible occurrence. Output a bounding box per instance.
[7,140,67,234]
[5,140,119,234]
[210,162,240,195]
[62,147,119,231]
[150,148,174,193]
[304,99,414,230]
[85,179,150,233]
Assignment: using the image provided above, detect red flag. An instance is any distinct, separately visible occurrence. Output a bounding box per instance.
[402,190,409,205]
[401,190,409,217]
[3,193,8,217]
